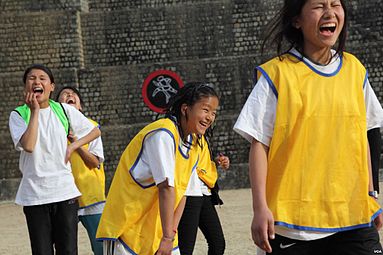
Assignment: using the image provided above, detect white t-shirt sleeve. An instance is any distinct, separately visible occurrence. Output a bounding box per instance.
[9,111,28,151]
[62,104,95,139]
[364,79,383,130]
[88,136,105,164]
[143,130,176,187]
[233,75,277,146]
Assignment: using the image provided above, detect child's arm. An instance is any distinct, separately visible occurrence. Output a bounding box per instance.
[20,93,39,152]
[173,196,186,231]
[67,131,100,169]
[157,180,176,255]
[65,127,101,163]
[249,139,274,253]
[215,154,230,170]
[368,141,383,229]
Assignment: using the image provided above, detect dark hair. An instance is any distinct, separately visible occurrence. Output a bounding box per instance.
[261,0,348,58]
[55,86,85,108]
[165,82,219,142]
[23,64,55,84]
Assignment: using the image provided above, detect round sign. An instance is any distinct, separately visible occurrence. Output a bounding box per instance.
[142,70,184,113]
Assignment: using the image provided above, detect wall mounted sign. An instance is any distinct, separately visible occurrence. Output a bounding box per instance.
[142,69,184,113]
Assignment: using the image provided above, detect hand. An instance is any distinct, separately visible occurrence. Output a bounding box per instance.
[374,212,383,230]
[215,153,230,170]
[65,143,76,164]
[251,206,275,253]
[67,130,78,143]
[155,237,174,255]
[24,92,40,111]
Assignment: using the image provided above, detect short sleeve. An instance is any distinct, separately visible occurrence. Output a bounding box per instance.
[88,135,105,163]
[9,111,27,151]
[233,75,277,146]
[364,79,383,130]
[62,104,95,138]
[143,130,176,186]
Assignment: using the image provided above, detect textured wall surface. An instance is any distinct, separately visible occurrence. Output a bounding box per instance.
[1,0,382,200]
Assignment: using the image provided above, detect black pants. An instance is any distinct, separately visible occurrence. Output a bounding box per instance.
[268,226,382,255]
[23,198,79,255]
[178,195,225,255]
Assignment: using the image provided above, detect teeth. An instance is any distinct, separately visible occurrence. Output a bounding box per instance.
[33,88,43,93]
[321,23,336,28]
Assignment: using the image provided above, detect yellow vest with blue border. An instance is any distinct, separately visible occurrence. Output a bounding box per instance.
[196,135,218,189]
[256,52,381,231]
[69,118,105,208]
[96,118,199,254]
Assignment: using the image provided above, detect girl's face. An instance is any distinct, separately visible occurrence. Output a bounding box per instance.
[181,96,219,137]
[24,69,55,108]
[295,0,344,54]
[58,88,82,111]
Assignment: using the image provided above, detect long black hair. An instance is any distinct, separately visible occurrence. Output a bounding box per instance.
[164,82,219,148]
[261,0,348,58]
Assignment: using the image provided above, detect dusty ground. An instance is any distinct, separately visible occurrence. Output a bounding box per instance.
[1,188,382,255]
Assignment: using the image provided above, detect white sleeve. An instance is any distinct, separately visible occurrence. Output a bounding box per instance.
[143,130,176,187]
[233,75,277,146]
[88,136,105,163]
[9,111,27,151]
[62,104,95,139]
[364,79,383,130]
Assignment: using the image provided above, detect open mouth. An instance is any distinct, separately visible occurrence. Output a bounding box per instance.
[320,23,336,34]
[199,121,209,128]
[66,99,76,104]
[33,87,43,95]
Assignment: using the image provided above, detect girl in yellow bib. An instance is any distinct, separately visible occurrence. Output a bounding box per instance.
[57,86,105,255]
[234,0,383,254]
[96,82,219,255]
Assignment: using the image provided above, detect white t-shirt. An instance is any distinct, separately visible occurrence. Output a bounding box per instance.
[146,134,211,197]
[130,130,193,188]
[9,103,95,206]
[234,49,383,242]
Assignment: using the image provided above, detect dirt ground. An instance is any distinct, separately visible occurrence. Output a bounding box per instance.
[1,187,382,255]
[0,189,254,255]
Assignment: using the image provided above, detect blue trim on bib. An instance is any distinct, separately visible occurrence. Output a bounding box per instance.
[179,134,193,159]
[255,67,278,99]
[118,238,179,254]
[275,208,383,232]
[95,237,118,242]
[288,52,343,77]
[129,128,176,189]
[363,71,369,89]
[119,239,139,255]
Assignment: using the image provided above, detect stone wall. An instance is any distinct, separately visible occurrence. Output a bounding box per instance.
[1,0,382,200]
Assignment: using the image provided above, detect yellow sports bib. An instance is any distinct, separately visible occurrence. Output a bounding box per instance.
[70,118,105,208]
[257,52,381,231]
[96,118,199,254]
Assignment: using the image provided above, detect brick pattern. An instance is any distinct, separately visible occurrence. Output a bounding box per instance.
[1,0,382,200]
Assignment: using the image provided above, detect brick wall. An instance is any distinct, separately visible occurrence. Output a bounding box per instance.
[1,0,382,200]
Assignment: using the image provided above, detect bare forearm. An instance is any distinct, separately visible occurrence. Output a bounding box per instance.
[158,181,175,238]
[20,110,39,152]
[367,141,374,191]
[249,139,269,211]
[71,127,101,152]
[76,146,100,169]
[173,196,186,230]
